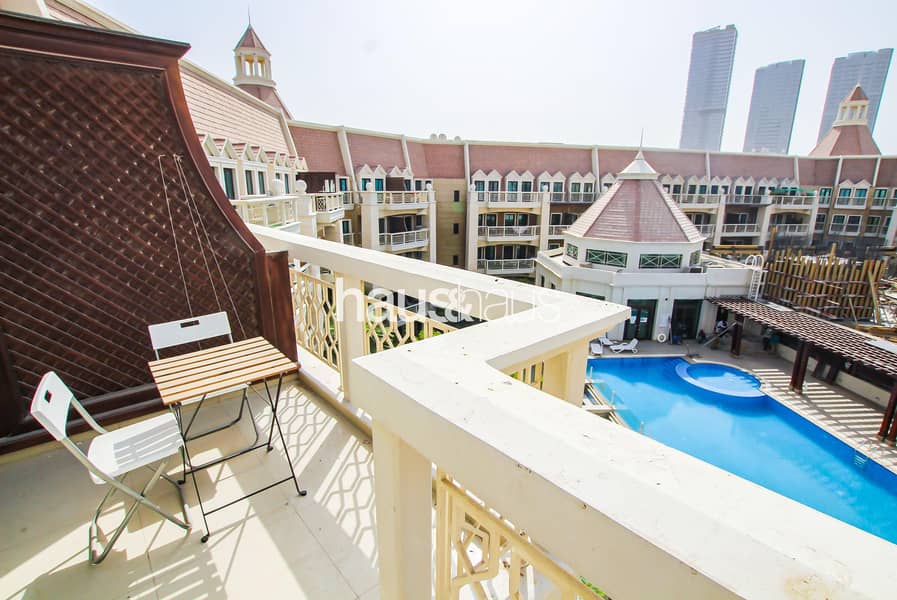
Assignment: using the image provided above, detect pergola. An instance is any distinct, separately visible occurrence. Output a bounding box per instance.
[707,297,897,443]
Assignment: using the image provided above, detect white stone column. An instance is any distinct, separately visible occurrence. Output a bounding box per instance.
[336,274,366,397]
[427,183,437,262]
[466,184,480,271]
[713,194,726,247]
[372,421,433,600]
[360,182,380,251]
[758,195,773,247]
[541,341,590,406]
[538,183,551,251]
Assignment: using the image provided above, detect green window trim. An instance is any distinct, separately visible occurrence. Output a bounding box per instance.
[639,253,682,269]
[565,244,579,260]
[585,248,627,267]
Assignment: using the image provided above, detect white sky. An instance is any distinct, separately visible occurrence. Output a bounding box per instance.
[90,0,896,155]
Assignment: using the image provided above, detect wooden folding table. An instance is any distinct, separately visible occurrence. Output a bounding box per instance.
[148,337,305,542]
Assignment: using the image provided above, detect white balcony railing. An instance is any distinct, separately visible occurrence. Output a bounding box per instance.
[770,195,814,208]
[693,224,716,235]
[720,223,761,235]
[768,223,810,236]
[728,195,770,205]
[548,224,569,236]
[834,195,867,209]
[379,229,429,250]
[477,225,539,240]
[230,194,311,228]
[342,232,359,246]
[377,190,429,208]
[313,192,345,223]
[250,224,896,600]
[564,192,598,203]
[671,194,721,205]
[476,258,535,274]
[476,191,543,206]
[829,224,861,235]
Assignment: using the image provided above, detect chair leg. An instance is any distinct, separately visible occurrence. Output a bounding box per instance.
[89,458,191,565]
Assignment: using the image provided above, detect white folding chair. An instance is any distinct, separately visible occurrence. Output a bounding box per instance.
[30,372,191,564]
[148,312,253,444]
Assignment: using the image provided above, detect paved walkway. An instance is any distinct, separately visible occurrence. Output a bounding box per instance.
[601,338,897,472]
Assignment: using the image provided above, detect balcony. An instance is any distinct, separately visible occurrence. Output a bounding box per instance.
[770,195,814,209]
[476,258,535,275]
[477,225,539,242]
[313,192,345,223]
[693,224,716,236]
[548,224,569,237]
[834,196,868,209]
[720,223,761,235]
[342,231,360,246]
[341,191,358,208]
[377,191,429,210]
[728,195,770,205]
[379,229,429,251]
[769,223,810,236]
[829,224,862,235]
[230,194,310,228]
[475,191,543,207]
[562,191,597,204]
[671,194,721,206]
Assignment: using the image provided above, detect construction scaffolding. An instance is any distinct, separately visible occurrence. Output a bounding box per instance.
[762,245,888,323]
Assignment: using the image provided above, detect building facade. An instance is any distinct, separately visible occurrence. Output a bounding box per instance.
[743,59,805,154]
[679,25,738,152]
[817,48,893,142]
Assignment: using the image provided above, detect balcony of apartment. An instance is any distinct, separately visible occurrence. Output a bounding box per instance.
[475,190,543,209]
[770,195,815,210]
[379,229,429,251]
[341,191,359,209]
[834,195,868,210]
[728,194,771,206]
[377,190,429,210]
[548,224,569,237]
[6,220,896,599]
[230,193,311,228]
[342,231,360,246]
[560,191,597,204]
[475,257,536,275]
[829,223,862,235]
[768,223,810,237]
[477,225,540,243]
[720,223,762,236]
[693,223,716,236]
[671,193,721,206]
[313,192,345,223]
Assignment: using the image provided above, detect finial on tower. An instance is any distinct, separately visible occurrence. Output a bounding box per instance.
[247,6,251,26]
[639,129,644,151]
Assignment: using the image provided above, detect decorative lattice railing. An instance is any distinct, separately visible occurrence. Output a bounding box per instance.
[364,297,456,355]
[290,268,340,372]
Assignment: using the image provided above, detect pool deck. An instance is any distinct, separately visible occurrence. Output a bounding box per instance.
[594,338,897,474]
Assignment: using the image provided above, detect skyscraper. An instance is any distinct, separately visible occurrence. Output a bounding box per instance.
[817,48,892,143]
[743,59,805,154]
[679,25,738,151]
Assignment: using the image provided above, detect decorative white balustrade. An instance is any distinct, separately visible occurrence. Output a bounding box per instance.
[563,192,597,203]
[829,224,862,235]
[230,194,310,228]
[693,224,716,235]
[727,195,770,205]
[770,195,814,208]
[671,194,721,205]
[720,223,761,235]
[475,191,544,206]
[379,229,429,250]
[342,232,359,246]
[313,193,345,223]
[476,258,536,274]
[548,224,569,236]
[377,190,429,208]
[477,225,539,240]
[768,223,810,236]
[251,224,897,600]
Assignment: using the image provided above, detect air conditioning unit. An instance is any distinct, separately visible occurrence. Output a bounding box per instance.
[689,266,705,273]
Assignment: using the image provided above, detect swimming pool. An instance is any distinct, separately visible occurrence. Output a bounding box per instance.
[588,356,897,545]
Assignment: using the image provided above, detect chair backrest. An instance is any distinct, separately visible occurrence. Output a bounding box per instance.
[30,371,75,441]
[148,312,233,359]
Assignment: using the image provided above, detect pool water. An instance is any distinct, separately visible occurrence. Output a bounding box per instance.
[588,356,897,545]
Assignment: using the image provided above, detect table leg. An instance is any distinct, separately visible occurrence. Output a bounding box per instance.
[172,403,211,543]
[263,374,306,497]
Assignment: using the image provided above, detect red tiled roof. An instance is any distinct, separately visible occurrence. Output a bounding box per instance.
[289,126,345,175]
[406,141,429,177]
[235,25,269,52]
[422,143,465,179]
[237,84,294,120]
[810,125,880,157]
[709,153,796,180]
[877,158,897,187]
[840,158,876,184]
[797,157,838,186]
[469,145,591,177]
[567,179,703,243]
[347,133,405,171]
[181,66,291,156]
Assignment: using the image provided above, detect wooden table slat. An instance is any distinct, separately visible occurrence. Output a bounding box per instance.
[149,337,268,372]
[155,355,294,397]
[161,363,296,405]
[151,346,283,384]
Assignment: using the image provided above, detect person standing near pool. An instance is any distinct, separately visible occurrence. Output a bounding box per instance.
[762,327,772,351]
[769,330,780,354]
